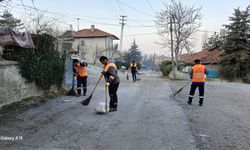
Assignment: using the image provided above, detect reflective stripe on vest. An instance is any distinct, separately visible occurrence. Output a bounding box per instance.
[78,66,87,77]
[130,63,137,68]
[104,63,117,72]
[192,64,205,82]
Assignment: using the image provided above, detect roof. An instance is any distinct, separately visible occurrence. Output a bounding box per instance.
[181,49,224,64]
[60,30,74,38]
[74,28,119,39]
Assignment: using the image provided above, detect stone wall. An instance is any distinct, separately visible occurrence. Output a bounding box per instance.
[0,60,43,108]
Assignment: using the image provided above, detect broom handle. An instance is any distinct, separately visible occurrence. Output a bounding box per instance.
[105,84,108,112]
[91,77,102,95]
[183,80,192,88]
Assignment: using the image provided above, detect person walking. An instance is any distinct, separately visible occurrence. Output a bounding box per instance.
[76,59,88,96]
[188,59,207,106]
[129,60,138,82]
[99,56,120,112]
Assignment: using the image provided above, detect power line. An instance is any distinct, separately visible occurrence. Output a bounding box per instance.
[115,0,127,15]
[104,0,120,18]
[124,32,157,36]
[116,0,154,17]
[11,2,156,28]
[127,25,155,27]
[146,0,157,15]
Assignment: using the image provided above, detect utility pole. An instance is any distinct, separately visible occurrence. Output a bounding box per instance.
[119,15,127,51]
[77,18,80,31]
[152,53,156,71]
[170,17,176,79]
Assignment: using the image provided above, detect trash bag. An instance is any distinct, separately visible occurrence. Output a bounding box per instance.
[95,102,109,113]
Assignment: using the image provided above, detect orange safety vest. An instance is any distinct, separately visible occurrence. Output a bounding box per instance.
[78,66,88,77]
[130,63,138,71]
[104,63,117,72]
[192,64,205,82]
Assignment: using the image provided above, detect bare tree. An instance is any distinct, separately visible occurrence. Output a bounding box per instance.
[0,0,10,11]
[156,0,202,67]
[28,12,56,34]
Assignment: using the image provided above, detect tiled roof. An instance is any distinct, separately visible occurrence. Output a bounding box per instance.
[74,28,119,39]
[61,30,74,38]
[181,49,224,64]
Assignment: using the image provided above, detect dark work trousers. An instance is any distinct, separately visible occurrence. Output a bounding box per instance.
[188,82,205,105]
[77,76,87,95]
[131,71,137,82]
[108,83,119,109]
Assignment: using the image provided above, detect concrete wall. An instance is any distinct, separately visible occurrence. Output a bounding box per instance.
[0,61,44,108]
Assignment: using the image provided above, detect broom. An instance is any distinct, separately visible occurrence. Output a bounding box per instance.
[66,76,77,96]
[170,80,192,97]
[81,77,102,106]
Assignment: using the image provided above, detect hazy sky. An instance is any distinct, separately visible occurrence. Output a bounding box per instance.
[7,0,250,56]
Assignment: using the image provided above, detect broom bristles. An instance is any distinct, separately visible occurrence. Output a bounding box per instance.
[81,94,93,106]
[170,88,183,97]
[170,80,191,97]
[65,88,76,96]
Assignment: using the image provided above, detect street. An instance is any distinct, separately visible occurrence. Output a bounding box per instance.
[0,72,250,150]
[169,80,250,150]
[0,73,196,150]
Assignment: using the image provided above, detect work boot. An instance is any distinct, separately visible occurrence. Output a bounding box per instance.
[109,108,117,112]
[77,89,81,96]
[83,89,87,96]
[199,99,203,106]
[187,100,192,105]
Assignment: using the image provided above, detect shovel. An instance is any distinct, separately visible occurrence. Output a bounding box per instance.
[170,80,192,97]
[81,77,102,106]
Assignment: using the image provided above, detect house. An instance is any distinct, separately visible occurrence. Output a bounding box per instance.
[72,25,119,64]
[57,25,119,64]
[154,55,171,65]
[180,49,224,77]
[181,49,223,64]
[57,30,74,57]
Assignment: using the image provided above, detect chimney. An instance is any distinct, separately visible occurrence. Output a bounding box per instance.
[91,25,95,32]
[69,24,73,31]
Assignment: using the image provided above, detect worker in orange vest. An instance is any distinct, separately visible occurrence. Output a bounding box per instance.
[129,60,138,82]
[188,59,207,106]
[99,56,120,112]
[76,60,88,96]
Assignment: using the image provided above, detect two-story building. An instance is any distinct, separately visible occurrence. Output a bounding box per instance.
[72,25,119,64]
[58,25,119,64]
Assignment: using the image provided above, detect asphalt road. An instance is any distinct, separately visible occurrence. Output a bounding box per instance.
[169,79,250,150]
[0,73,197,150]
[1,72,249,150]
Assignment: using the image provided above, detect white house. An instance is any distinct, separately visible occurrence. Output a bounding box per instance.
[72,25,119,64]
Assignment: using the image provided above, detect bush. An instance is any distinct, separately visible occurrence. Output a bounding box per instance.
[160,60,172,76]
[7,34,65,90]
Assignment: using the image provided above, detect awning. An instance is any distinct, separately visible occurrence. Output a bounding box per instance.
[0,26,35,48]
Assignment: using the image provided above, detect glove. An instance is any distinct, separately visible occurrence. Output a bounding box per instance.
[105,82,110,87]
[99,73,103,79]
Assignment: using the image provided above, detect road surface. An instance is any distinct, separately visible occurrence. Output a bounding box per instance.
[0,72,196,150]
[1,71,250,150]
